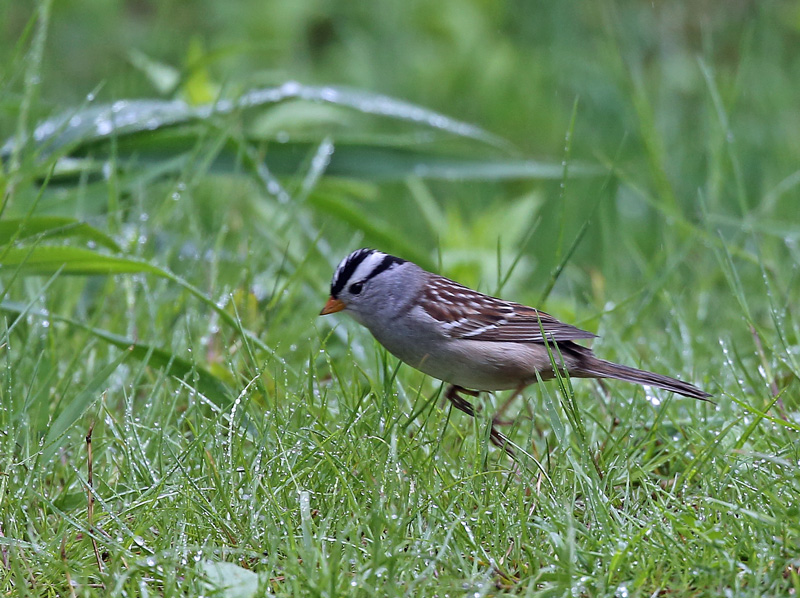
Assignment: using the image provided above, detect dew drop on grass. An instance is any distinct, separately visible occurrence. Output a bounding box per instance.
[96,119,113,136]
[34,121,56,139]
[266,180,282,196]
[411,164,430,178]
[644,387,660,406]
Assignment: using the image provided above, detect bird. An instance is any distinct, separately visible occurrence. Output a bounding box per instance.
[320,248,711,454]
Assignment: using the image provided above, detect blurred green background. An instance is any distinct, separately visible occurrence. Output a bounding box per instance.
[4,0,800,283]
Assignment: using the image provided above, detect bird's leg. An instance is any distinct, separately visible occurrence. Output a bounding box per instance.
[491,382,527,427]
[444,385,480,418]
[485,383,527,458]
[445,385,516,458]
[489,426,516,457]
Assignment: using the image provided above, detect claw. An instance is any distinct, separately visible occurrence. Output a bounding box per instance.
[444,385,479,418]
[489,426,516,457]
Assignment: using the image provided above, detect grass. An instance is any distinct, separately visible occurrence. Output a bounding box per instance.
[1,1,799,596]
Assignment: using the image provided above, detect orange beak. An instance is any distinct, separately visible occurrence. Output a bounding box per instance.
[320,297,346,315]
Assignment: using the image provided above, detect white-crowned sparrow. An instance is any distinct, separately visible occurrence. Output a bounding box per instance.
[320,248,710,452]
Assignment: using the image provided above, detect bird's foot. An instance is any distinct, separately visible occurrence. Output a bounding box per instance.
[444,385,480,418]
[489,425,516,457]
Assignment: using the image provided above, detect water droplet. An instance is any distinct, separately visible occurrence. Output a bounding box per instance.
[95,119,113,136]
[280,80,301,96]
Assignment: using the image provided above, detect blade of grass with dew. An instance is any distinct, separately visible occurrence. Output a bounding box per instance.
[0,300,234,403]
[0,244,292,371]
[494,217,540,297]
[0,245,167,275]
[0,216,121,250]
[538,219,591,305]
[32,132,604,185]
[308,192,432,269]
[538,100,598,305]
[2,84,508,159]
[39,347,129,464]
[600,6,679,214]
[1,0,52,216]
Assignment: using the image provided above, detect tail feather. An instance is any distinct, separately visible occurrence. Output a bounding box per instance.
[580,359,711,401]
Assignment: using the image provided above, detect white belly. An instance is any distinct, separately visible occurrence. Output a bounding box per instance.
[375,333,559,391]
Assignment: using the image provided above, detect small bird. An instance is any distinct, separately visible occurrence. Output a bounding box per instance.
[320,248,710,453]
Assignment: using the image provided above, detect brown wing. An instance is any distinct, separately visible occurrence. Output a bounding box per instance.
[422,275,597,344]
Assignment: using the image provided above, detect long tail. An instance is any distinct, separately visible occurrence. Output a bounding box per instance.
[579,359,711,401]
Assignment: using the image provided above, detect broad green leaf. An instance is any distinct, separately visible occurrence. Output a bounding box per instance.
[199,560,259,598]
[2,82,508,158]
[43,133,602,183]
[0,246,163,275]
[0,216,120,250]
[5,83,607,184]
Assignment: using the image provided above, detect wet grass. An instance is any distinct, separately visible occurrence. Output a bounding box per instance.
[1,1,799,596]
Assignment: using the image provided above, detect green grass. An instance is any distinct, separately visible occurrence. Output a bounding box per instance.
[1,1,799,596]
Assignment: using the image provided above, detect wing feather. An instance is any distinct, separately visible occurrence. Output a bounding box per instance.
[423,275,596,344]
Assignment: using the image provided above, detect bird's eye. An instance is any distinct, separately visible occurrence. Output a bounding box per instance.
[349,282,364,295]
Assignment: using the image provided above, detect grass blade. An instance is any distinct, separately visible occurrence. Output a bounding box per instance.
[0,300,234,407]
[40,348,129,464]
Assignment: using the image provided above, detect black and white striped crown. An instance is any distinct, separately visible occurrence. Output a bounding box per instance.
[330,248,406,298]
